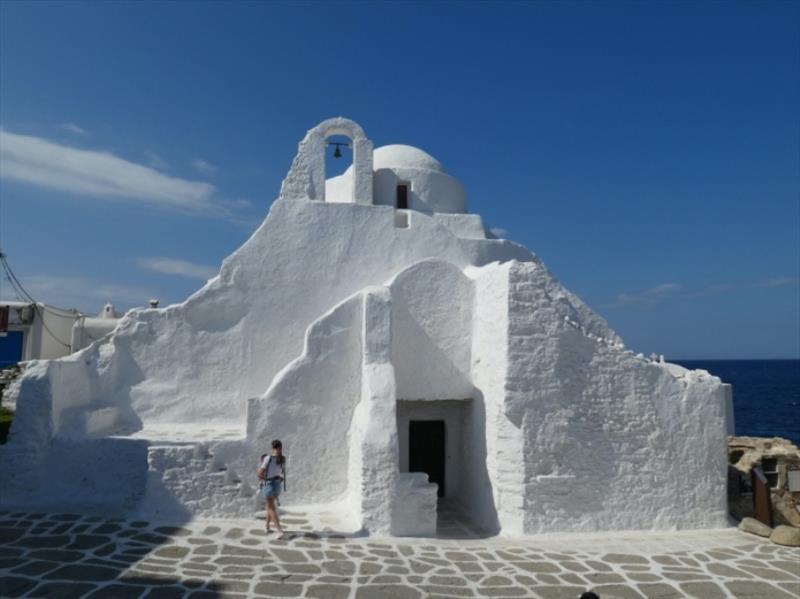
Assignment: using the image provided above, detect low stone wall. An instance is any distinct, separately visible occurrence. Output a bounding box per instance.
[139,442,256,520]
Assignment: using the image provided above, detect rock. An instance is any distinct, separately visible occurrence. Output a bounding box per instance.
[728,436,800,472]
[770,524,800,547]
[738,517,773,537]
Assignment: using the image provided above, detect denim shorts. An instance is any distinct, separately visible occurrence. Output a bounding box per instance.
[261,479,282,499]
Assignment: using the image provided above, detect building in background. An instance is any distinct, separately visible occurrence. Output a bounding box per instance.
[71,303,123,353]
[0,301,77,367]
[0,301,123,367]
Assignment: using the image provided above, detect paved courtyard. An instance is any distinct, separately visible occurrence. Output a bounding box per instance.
[0,508,798,599]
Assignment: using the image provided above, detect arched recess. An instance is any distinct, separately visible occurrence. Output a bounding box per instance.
[280,117,374,205]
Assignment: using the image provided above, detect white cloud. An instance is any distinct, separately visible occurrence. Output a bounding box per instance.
[60,122,88,136]
[228,198,253,209]
[609,283,681,307]
[143,148,171,171]
[646,282,681,296]
[760,276,798,288]
[600,276,799,309]
[3,274,157,313]
[0,129,240,218]
[137,257,218,280]
[489,227,508,238]
[191,158,217,176]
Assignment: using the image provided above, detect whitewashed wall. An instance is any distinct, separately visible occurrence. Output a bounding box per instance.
[390,259,474,400]
[468,262,519,535]
[505,262,729,532]
[0,118,731,537]
[246,294,364,504]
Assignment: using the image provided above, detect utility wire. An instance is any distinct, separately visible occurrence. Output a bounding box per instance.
[0,250,73,350]
[2,273,26,302]
[0,252,79,315]
[8,297,72,350]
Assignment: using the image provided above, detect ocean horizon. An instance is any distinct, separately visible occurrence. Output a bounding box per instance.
[674,359,800,446]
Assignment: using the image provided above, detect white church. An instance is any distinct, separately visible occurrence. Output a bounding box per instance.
[0,118,733,537]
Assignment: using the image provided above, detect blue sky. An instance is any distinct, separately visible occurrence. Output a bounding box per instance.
[0,1,797,359]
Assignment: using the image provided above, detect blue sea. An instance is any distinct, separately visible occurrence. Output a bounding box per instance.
[674,360,800,446]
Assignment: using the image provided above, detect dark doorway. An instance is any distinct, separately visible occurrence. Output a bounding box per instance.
[396,184,408,209]
[409,420,446,497]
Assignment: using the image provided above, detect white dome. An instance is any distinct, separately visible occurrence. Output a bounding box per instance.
[325,142,466,213]
[372,145,444,173]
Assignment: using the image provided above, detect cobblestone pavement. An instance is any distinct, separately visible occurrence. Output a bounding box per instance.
[0,509,798,598]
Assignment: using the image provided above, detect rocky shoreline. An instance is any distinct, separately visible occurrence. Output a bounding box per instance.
[728,436,800,546]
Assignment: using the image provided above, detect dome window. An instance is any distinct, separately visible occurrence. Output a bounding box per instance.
[396,183,409,209]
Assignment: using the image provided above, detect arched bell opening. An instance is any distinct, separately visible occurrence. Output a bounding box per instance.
[324,133,355,203]
[280,117,374,205]
[326,134,352,171]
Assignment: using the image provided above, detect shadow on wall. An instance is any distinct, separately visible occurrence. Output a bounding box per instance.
[398,394,500,538]
[394,311,473,399]
[0,353,199,522]
[462,390,501,536]
[2,439,196,524]
[242,293,365,506]
[51,340,146,439]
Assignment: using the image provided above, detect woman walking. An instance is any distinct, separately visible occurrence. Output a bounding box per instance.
[258,439,286,535]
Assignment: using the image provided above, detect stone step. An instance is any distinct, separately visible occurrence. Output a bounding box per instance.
[137,442,257,519]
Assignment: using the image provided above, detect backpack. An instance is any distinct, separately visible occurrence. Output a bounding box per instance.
[257,454,287,490]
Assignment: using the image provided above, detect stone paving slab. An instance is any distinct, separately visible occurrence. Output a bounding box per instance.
[0,510,798,598]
